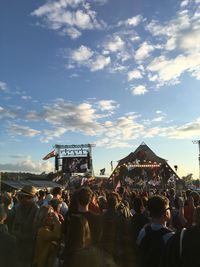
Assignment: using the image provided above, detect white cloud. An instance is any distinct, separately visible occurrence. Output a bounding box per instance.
[126,15,143,26]
[69,46,110,71]
[131,85,148,95]
[90,55,111,71]
[97,100,118,111]
[21,95,32,100]
[152,116,165,122]
[0,106,17,119]
[118,14,143,27]
[31,0,104,39]
[71,45,94,62]
[0,81,8,92]
[144,127,162,138]
[7,124,40,137]
[41,127,67,143]
[96,138,130,148]
[0,158,54,173]
[180,0,189,7]
[128,69,143,81]
[35,100,103,136]
[65,27,82,39]
[179,29,200,53]
[104,36,124,52]
[147,53,200,86]
[135,42,154,61]
[161,118,200,139]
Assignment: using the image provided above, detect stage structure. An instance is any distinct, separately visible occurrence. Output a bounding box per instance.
[54,144,95,176]
[110,142,180,189]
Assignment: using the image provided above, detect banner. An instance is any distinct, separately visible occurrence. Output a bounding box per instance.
[62,157,88,173]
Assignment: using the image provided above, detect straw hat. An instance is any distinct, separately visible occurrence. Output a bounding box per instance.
[18,185,37,198]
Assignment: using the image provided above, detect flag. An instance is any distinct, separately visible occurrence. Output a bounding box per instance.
[110,161,113,171]
[52,176,61,182]
[42,150,55,160]
[100,168,105,175]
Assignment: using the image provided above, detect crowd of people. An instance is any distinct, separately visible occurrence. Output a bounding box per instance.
[0,184,200,267]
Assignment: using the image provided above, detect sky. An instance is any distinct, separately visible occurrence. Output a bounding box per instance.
[0,0,200,178]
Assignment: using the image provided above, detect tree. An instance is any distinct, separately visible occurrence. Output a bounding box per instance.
[182,173,193,186]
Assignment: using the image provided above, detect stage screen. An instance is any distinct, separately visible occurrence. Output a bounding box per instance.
[62,157,88,173]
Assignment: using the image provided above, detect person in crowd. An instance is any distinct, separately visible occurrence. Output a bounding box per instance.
[52,187,68,216]
[43,192,53,206]
[12,185,39,267]
[131,197,150,245]
[0,204,19,267]
[63,187,102,267]
[33,205,61,267]
[49,198,64,223]
[101,192,132,267]
[1,191,14,231]
[89,192,101,214]
[184,191,199,227]
[164,206,200,267]
[171,196,187,230]
[137,195,174,267]
[37,190,46,207]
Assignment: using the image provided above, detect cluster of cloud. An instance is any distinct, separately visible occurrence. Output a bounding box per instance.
[0,81,8,92]
[55,1,200,94]
[0,157,54,173]
[31,0,106,39]
[0,106,17,119]
[2,98,200,148]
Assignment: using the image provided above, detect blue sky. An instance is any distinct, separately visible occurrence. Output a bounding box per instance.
[0,0,200,177]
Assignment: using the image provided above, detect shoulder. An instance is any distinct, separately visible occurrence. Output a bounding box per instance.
[137,224,151,245]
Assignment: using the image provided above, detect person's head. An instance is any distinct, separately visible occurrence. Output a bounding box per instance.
[77,187,93,207]
[107,192,119,210]
[133,197,144,214]
[147,196,171,223]
[98,196,107,210]
[52,187,62,198]
[49,198,62,212]
[38,190,45,200]
[0,204,7,224]
[17,185,37,205]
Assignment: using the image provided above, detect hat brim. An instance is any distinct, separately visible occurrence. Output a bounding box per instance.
[17,191,35,197]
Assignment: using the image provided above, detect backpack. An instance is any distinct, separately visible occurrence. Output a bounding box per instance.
[138,225,171,267]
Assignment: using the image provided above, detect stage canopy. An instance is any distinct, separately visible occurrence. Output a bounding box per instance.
[111,142,180,188]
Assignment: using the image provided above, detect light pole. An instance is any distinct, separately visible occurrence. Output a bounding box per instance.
[192,140,200,179]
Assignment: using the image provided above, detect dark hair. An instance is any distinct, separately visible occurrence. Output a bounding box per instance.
[133,197,143,214]
[77,187,92,206]
[38,190,45,198]
[52,187,62,196]
[147,196,169,218]
[107,192,119,210]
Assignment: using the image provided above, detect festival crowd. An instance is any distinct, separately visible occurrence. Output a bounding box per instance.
[0,184,200,267]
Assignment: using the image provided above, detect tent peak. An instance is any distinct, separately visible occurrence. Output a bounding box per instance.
[141,141,146,145]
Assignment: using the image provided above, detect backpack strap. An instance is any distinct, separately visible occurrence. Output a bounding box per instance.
[179,228,186,257]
